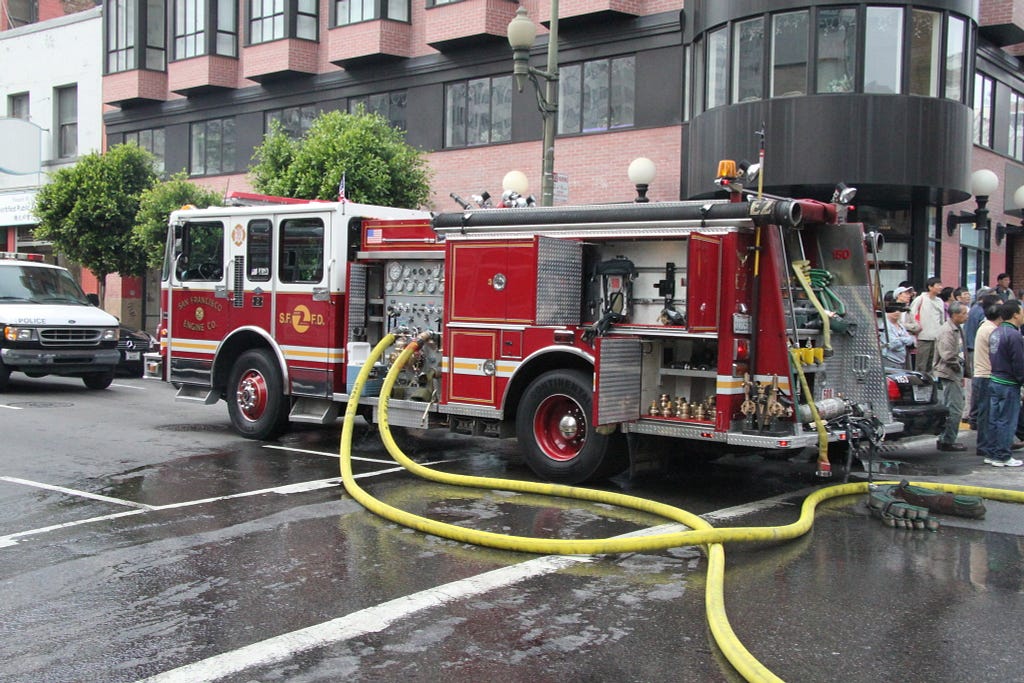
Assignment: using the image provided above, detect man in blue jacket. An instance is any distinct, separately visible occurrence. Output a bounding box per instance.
[986,300,1024,467]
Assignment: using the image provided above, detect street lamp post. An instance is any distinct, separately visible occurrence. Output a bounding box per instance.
[507,3,559,207]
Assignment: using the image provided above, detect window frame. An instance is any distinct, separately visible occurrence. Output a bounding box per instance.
[864,6,904,95]
[974,72,995,149]
[732,17,764,103]
[248,0,319,45]
[124,128,167,174]
[444,75,512,148]
[265,104,320,138]
[8,92,29,120]
[189,117,236,176]
[55,85,78,160]
[333,0,409,26]
[173,0,237,60]
[7,0,38,27]
[815,7,857,94]
[348,92,407,130]
[770,10,809,98]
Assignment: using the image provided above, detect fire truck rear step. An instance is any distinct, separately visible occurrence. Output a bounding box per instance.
[175,384,219,405]
[289,398,340,425]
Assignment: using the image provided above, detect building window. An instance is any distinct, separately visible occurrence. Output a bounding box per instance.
[771,11,808,97]
[705,27,728,110]
[1011,91,1024,162]
[334,0,408,25]
[815,8,855,94]
[250,0,284,44]
[250,0,316,43]
[107,0,136,72]
[190,118,236,176]
[7,0,37,27]
[974,73,994,148]
[909,10,941,97]
[265,105,319,138]
[56,86,77,159]
[559,56,635,134]
[174,0,236,59]
[945,15,965,102]
[124,128,166,173]
[349,92,407,130]
[8,92,29,120]
[733,18,763,103]
[960,221,989,295]
[864,6,903,94]
[444,76,512,148]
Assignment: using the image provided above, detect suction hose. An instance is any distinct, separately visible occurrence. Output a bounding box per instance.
[339,333,1024,683]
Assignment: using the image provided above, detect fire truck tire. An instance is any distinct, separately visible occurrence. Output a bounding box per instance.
[82,371,114,390]
[227,349,290,440]
[516,369,624,484]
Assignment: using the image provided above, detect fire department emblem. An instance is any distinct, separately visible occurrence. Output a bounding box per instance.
[231,223,245,247]
[195,307,205,322]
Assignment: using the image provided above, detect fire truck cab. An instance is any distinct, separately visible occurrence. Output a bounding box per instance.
[151,180,897,484]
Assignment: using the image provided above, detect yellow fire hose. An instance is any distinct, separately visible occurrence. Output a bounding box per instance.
[339,332,1024,683]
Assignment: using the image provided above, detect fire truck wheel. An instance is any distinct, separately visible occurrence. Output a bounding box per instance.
[228,349,289,440]
[82,371,114,390]
[516,369,623,484]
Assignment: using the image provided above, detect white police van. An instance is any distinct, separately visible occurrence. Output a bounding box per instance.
[0,252,120,390]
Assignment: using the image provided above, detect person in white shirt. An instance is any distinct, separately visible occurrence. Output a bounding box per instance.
[908,277,946,375]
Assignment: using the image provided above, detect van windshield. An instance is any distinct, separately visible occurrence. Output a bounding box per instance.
[0,265,92,305]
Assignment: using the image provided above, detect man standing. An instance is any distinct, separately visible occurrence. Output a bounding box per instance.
[934,301,969,451]
[994,273,1016,302]
[966,290,999,427]
[986,300,1024,467]
[908,277,946,374]
[972,299,1001,459]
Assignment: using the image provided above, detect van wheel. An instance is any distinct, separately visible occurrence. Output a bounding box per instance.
[516,369,624,484]
[228,349,289,440]
[83,371,114,390]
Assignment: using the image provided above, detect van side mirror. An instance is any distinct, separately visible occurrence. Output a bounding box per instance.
[86,293,100,306]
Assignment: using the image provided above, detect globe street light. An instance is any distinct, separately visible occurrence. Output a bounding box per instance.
[627,157,656,203]
[507,4,559,207]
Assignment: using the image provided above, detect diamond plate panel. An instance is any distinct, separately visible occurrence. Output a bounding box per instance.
[595,337,641,424]
[536,236,582,326]
[348,263,367,341]
[816,284,892,422]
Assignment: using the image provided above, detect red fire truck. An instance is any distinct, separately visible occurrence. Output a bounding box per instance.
[148,170,896,483]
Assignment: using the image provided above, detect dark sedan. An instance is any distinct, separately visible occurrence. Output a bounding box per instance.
[886,367,948,439]
[116,325,155,377]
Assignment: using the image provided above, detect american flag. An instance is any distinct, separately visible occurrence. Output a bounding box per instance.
[338,172,346,202]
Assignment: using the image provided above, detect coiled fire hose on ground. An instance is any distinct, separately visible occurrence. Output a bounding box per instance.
[339,332,1024,683]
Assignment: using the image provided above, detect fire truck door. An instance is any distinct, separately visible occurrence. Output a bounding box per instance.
[274,213,337,397]
[225,217,274,336]
[168,219,229,385]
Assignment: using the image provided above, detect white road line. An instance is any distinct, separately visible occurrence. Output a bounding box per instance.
[112,382,148,390]
[137,554,593,683]
[0,476,154,510]
[0,404,22,410]
[263,443,466,468]
[133,490,810,682]
[0,467,402,548]
[0,509,146,549]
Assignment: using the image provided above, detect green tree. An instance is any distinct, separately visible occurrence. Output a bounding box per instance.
[33,144,158,299]
[133,172,225,268]
[250,109,432,208]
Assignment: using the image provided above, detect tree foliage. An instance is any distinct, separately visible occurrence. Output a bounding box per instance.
[133,172,225,268]
[250,109,432,208]
[33,144,158,280]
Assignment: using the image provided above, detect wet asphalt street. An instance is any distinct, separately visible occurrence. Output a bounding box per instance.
[1,375,1023,682]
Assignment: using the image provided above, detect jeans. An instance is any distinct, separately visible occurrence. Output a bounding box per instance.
[988,380,1021,462]
[974,377,994,457]
[938,377,965,445]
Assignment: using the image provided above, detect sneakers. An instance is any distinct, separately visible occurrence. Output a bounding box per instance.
[983,457,1024,467]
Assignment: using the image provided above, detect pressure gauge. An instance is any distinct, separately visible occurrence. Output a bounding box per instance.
[402,265,412,277]
[387,262,403,281]
[385,282,394,292]
[404,281,415,293]
[417,281,426,293]
[426,281,437,293]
